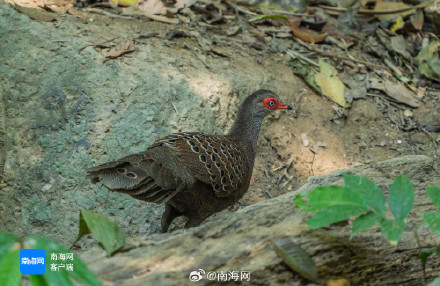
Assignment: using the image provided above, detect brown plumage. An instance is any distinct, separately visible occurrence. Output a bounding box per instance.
[87,89,292,232]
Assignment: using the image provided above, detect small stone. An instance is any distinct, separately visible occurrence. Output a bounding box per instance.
[403,110,413,118]
[301,133,309,147]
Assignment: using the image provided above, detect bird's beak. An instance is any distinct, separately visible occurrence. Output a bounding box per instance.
[278,102,293,110]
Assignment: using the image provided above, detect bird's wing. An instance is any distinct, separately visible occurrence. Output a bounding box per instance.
[159,132,250,198]
[87,142,196,204]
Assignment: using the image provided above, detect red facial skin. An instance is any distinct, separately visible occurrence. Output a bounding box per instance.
[262,97,289,110]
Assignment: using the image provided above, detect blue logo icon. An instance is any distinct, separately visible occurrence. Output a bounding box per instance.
[20,249,46,275]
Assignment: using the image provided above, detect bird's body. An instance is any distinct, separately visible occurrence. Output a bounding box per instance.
[88,90,291,232]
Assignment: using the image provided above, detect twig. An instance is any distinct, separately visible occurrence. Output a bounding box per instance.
[413,230,427,285]
[224,0,257,15]
[261,9,308,17]
[171,103,179,116]
[144,13,179,24]
[85,8,135,19]
[318,0,436,15]
[286,49,318,67]
[294,39,391,71]
[421,128,439,149]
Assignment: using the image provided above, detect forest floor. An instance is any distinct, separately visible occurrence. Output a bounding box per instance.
[4,0,440,219]
[2,1,440,285]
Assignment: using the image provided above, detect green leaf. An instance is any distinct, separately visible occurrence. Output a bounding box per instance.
[435,246,440,258]
[306,185,368,211]
[388,174,414,220]
[74,210,125,256]
[293,194,307,208]
[0,249,21,286]
[248,14,287,22]
[350,212,381,239]
[419,250,433,262]
[427,184,440,208]
[24,235,101,286]
[419,250,433,274]
[343,174,386,215]
[273,238,318,282]
[380,219,406,243]
[0,231,20,260]
[423,212,440,235]
[306,205,368,229]
[29,274,49,286]
[307,186,362,209]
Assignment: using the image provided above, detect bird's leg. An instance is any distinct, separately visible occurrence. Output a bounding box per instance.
[161,204,182,233]
[184,214,206,229]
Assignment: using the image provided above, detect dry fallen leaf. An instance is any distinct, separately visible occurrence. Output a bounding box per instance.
[14,4,58,22]
[374,1,414,22]
[315,59,346,107]
[416,40,440,83]
[290,19,327,44]
[105,40,135,60]
[369,77,420,108]
[139,0,196,16]
[139,0,167,15]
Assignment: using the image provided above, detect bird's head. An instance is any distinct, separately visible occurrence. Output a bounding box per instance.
[242,89,292,118]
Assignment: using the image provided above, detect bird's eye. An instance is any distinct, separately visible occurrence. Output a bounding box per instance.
[262,97,279,109]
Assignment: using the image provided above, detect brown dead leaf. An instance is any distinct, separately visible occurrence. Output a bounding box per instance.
[14,4,58,22]
[68,7,92,20]
[374,1,414,22]
[139,0,167,15]
[139,0,196,16]
[41,3,71,14]
[167,0,198,14]
[105,40,135,60]
[404,9,424,33]
[290,20,327,43]
[369,77,420,108]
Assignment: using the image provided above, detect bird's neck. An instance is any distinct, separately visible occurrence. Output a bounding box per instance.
[228,112,263,158]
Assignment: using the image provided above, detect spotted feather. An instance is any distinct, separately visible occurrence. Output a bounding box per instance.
[153,132,250,197]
